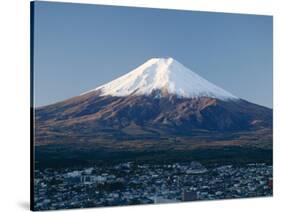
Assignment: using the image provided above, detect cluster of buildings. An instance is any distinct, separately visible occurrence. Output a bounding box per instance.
[34,162,272,210]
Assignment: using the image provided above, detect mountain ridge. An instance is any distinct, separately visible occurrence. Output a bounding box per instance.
[35,58,272,155]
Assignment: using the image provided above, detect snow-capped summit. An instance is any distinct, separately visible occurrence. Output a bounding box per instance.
[82,57,238,100]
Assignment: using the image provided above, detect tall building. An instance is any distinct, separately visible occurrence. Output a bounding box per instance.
[182,191,197,201]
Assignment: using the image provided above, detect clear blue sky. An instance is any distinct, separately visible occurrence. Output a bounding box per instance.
[33,1,273,108]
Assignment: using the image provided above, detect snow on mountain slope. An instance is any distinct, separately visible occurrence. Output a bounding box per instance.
[81,58,238,100]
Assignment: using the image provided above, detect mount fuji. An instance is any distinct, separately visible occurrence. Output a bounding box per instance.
[34,58,272,165]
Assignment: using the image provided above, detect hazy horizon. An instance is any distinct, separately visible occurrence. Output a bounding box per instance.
[33,2,273,108]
